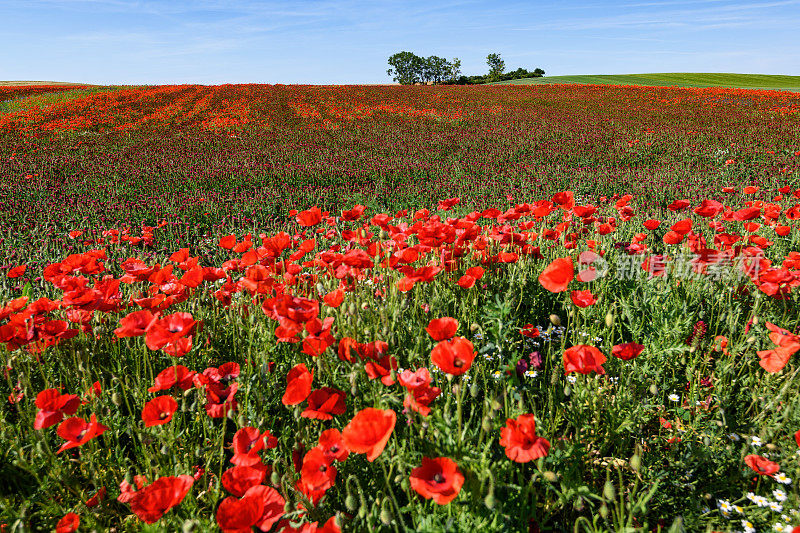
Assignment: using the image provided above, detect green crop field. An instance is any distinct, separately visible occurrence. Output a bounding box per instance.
[494,72,800,91]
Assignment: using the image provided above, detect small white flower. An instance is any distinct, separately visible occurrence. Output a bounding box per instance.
[734,504,744,514]
[668,393,680,402]
[775,472,792,485]
[462,374,472,382]
[769,501,783,512]
[753,495,769,507]
[742,519,756,533]
[523,370,538,378]
[567,375,577,384]
[773,489,787,502]
[747,492,757,502]
[790,508,799,515]
[773,523,787,532]
[492,371,502,380]
[719,500,732,512]
[751,436,763,447]
[729,433,741,441]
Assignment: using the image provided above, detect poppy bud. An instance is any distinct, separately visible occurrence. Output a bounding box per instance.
[361,302,369,311]
[470,382,479,397]
[543,471,558,482]
[630,454,641,472]
[380,499,393,525]
[160,445,170,455]
[746,336,756,343]
[573,496,584,511]
[482,416,492,432]
[766,443,777,451]
[484,493,496,510]
[379,230,389,240]
[649,384,658,395]
[345,494,358,512]
[549,314,561,326]
[470,323,479,332]
[563,385,571,397]
[603,480,615,501]
[237,414,246,427]
[605,311,614,328]
[599,503,609,519]
[348,303,357,315]
[182,520,199,533]
[111,392,122,406]
[316,283,325,296]
[270,470,280,486]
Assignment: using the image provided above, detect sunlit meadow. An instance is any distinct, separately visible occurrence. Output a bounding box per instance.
[1,83,799,532]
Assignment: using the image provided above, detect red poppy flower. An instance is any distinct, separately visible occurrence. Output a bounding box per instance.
[55,512,79,533]
[337,337,359,363]
[128,475,194,524]
[34,388,80,430]
[341,408,396,462]
[323,289,344,308]
[300,447,337,492]
[409,457,465,505]
[398,368,432,390]
[744,454,780,477]
[563,345,606,375]
[318,429,349,462]
[231,427,277,466]
[222,465,266,497]
[499,414,551,463]
[205,382,238,418]
[426,317,458,341]
[643,219,661,230]
[85,487,106,507]
[520,324,539,338]
[342,204,367,221]
[56,414,109,453]
[611,342,645,361]
[539,257,574,293]
[114,310,156,338]
[243,485,286,532]
[301,387,346,420]
[431,337,475,375]
[297,207,322,226]
[364,355,398,386]
[795,429,800,448]
[148,365,196,392]
[216,492,264,533]
[282,364,313,406]
[403,385,441,417]
[671,219,692,235]
[141,396,178,427]
[570,290,597,308]
[7,265,26,279]
[144,312,196,349]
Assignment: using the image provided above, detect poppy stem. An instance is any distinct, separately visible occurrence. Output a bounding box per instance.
[380,459,405,531]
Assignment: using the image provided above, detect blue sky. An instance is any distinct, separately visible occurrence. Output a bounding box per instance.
[2,0,799,84]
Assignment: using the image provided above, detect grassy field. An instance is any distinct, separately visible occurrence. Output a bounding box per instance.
[494,72,800,91]
[1,83,799,532]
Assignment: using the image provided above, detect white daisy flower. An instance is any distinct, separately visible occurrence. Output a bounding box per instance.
[751,436,763,447]
[753,495,769,507]
[769,501,783,512]
[773,489,787,502]
[729,433,741,441]
[775,472,792,485]
[567,375,577,384]
[668,393,680,402]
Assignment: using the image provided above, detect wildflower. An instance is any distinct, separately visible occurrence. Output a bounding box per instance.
[745,454,780,477]
[751,436,763,447]
[538,257,574,293]
[55,513,79,533]
[729,433,741,441]
[499,414,551,463]
[123,475,194,524]
[769,501,783,512]
[141,396,178,427]
[563,345,606,375]
[567,375,577,384]
[426,317,459,341]
[668,394,680,402]
[431,337,476,375]
[775,472,792,484]
[742,519,756,533]
[773,489,787,502]
[409,457,465,505]
[341,408,396,462]
[281,364,313,406]
[56,414,108,453]
[301,387,346,420]
[611,342,645,361]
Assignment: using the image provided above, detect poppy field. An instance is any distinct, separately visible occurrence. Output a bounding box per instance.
[1,83,800,532]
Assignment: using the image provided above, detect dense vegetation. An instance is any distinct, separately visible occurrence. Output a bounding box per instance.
[1,83,799,532]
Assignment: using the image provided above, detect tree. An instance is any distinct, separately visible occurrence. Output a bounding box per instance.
[486,53,505,82]
[447,58,462,83]
[387,52,425,85]
[426,56,450,84]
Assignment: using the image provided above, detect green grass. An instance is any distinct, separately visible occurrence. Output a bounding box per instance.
[493,72,800,91]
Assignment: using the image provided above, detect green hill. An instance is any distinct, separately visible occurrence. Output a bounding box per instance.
[493,73,800,91]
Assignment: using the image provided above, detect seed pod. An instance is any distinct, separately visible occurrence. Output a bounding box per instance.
[549,314,561,327]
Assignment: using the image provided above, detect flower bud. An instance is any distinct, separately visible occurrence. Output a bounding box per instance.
[549,314,561,327]
[603,480,616,501]
[605,311,614,328]
[629,454,641,472]
[111,392,122,406]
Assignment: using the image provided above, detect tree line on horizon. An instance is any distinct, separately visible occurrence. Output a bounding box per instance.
[386,51,544,85]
